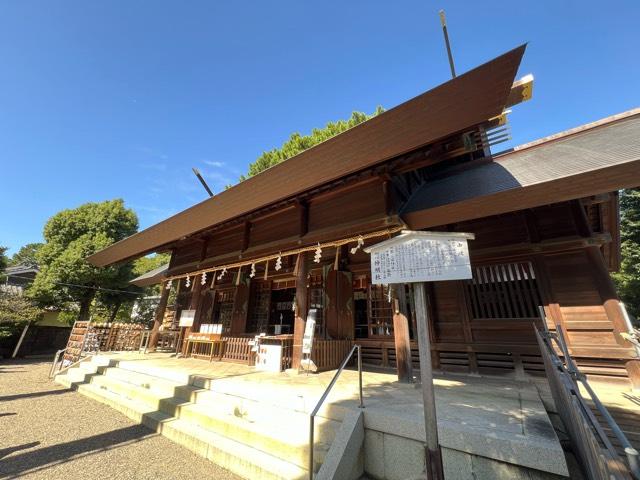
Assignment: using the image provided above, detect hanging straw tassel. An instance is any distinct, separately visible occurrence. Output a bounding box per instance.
[235,266,242,286]
[334,247,340,271]
[210,270,217,288]
[263,260,269,280]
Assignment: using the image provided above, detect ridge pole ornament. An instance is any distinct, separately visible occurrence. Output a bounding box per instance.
[365,230,475,480]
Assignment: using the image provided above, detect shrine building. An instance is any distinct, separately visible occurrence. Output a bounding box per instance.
[87,44,640,389]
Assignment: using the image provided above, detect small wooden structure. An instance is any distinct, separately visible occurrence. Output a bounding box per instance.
[85,45,640,388]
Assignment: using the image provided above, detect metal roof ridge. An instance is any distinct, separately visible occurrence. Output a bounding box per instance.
[495,107,640,160]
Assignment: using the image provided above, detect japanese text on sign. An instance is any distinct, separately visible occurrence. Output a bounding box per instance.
[369,233,472,284]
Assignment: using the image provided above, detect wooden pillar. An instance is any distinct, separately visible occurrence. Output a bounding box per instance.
[231,278,250,335]
[392,284,414,383]
[413,282,444,480]
[148,282,170,352]
[182,275,203,354]
[585,246,640,388]
[292,252,309,370]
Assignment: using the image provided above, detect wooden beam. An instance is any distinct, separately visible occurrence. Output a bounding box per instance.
[182,275,203,355]
[413,282,444,480]
[292,252,309,369]
[148,283,171,352]
[242,220,251,252]
[505,74,534,108]
[391,284,414,383]
[297,201,309,238]
[570,199,592,238]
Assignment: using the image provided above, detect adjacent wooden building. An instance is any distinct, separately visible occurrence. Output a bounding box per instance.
[88,45,640,388]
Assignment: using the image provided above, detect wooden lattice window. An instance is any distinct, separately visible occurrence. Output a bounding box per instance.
[247,281,271,333]
[367,284,394,337]
[213,289,235,333]
[465,262,542,319]
[308,272,325,337]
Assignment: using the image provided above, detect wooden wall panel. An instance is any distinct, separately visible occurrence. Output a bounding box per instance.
[249,207,299,247]
[206,225,244,258]
[170,241,202,269]
[455,213,529,249]
[308,181,386,233]
[431,282,465,342]
[532,203,578,240]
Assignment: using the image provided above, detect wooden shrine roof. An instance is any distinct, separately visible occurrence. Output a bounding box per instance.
[130,263,168,287]
[88,45,526,267]
[401,108,640,229]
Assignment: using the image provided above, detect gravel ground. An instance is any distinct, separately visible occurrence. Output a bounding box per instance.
[0,359,240,480]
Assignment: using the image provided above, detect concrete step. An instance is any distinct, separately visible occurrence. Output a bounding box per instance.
[76,369,337,467]
[56,365,337,471]
[162,397,336,468]
[99,366,200,401]
[56,376,309,480]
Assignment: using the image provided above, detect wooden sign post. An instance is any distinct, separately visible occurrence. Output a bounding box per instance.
[365,230,475,480]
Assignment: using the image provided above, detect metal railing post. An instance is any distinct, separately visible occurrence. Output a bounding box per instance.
[308,343,364,479]
[357,344,364,409]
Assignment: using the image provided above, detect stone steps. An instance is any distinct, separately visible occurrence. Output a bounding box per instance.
[56,357,339,478]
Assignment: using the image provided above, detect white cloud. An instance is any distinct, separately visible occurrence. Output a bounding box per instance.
[203,160,225,168]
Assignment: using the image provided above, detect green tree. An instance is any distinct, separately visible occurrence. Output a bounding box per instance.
[28,199,139,321]
[613,188,640,319]
[0,246,7,274]
[9,243,43,267]
[241,107,384,180]
[0,291,41,324]
[93,252,170,323]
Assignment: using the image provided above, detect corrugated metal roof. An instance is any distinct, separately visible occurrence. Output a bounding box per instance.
[401,109,640,225]
[87,45,526,267]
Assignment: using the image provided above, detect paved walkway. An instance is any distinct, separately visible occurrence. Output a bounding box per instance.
[0,359,239,480]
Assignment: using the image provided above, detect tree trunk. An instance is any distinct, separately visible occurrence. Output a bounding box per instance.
[78,293,94,322]
[109,301,122,322]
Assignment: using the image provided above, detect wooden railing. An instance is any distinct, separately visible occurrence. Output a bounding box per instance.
[312,339,353,372]
[221,336,254,365]
[536,326,639,479]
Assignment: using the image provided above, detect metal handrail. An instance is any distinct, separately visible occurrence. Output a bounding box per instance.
[308,344,364,479]
[542,319,640,478]
[49,348,66,378]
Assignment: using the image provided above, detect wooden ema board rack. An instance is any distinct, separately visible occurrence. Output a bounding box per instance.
[63,321,90,364]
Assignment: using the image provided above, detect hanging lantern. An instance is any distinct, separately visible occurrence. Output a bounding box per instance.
[249,263,256,278]
[313,243,322,263]
[185,276,191,288]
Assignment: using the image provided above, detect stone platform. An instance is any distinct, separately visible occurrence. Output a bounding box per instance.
[56,352,568,479]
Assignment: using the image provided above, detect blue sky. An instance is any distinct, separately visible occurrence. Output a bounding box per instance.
[1,1,638,255]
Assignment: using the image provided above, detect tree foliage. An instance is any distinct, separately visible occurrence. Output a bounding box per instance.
[92,252,169,324]
[240,107,384,181]
[9,243,43,267]
[613,188,640,319]
[0,291,41,324]
[28,199,139,321]
[0,247,7,277]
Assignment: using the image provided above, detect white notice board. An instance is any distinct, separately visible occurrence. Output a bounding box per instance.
[302,309,318,355]
[365,231,474,284]
[178,309,196,327]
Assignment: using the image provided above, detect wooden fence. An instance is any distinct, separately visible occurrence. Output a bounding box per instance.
[536,328,634,479]
[221,336,254,365]
[312,339,353,372]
